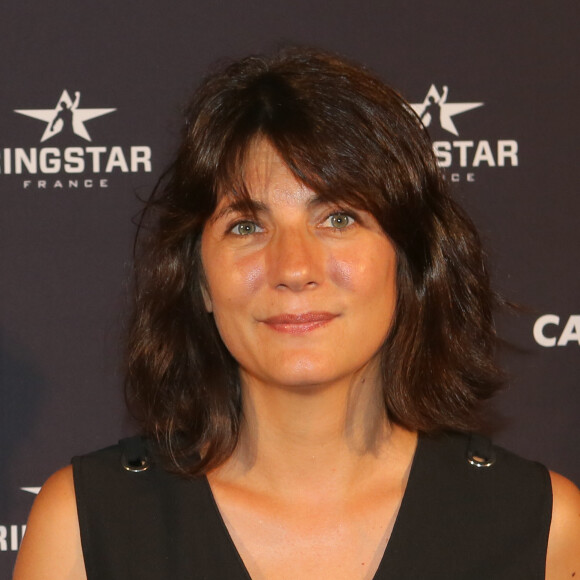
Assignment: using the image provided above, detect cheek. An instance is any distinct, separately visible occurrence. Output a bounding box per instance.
[327,245,397,298]
[208,254,265,311]
[242,260,264,293]
[327,255,355,290]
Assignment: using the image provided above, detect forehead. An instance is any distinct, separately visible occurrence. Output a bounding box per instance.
[218,139,314,209]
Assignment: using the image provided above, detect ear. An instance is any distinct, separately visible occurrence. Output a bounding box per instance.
[201,284,213,313]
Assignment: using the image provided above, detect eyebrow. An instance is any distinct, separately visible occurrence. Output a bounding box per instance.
[212,194,327,222]
[212,198,269,222]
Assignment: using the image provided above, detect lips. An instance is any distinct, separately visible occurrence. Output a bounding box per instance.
[262,312,338,334]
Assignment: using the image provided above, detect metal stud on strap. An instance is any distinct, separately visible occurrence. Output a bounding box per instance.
[120,436,151,472]
[467,452,495,468]
[121,454,150,472]
[466,433,496,468]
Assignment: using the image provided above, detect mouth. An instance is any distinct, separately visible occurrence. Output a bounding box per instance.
[262,312,338,335]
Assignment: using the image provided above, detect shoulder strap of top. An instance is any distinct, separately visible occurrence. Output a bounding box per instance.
[72,438,250,580]
[376,431,552,580]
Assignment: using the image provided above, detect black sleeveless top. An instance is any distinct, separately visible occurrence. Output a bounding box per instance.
[72,432,552,579]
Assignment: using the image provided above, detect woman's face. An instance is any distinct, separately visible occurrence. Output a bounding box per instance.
[201,140,397,391]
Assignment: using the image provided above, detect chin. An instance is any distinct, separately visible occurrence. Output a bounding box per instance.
[260,357,350,390]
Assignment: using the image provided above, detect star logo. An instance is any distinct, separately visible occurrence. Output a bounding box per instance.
[20,487,41,495]
[14,90,116,143]
[410,85,483,136]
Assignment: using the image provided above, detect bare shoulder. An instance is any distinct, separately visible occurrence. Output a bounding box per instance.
[13,465,87,580]
[546,470,580,580]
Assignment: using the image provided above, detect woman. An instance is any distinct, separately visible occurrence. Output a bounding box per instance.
[15,48,580,579]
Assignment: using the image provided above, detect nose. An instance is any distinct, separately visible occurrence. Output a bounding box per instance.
[266,227,323,291]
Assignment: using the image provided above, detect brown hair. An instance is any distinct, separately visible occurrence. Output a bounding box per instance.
[125,47,502,475]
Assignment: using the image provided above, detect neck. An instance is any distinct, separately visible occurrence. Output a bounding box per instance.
[218,364,413,495]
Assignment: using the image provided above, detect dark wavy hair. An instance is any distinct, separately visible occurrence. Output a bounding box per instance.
[125,47,502,476]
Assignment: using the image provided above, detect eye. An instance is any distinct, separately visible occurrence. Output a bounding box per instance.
[230,220,262,235]
[325,212,354,229]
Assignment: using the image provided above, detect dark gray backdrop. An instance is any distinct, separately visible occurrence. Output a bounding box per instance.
[1,1,578,574]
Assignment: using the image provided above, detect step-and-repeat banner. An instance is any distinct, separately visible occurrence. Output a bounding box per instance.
[1,1,578,573]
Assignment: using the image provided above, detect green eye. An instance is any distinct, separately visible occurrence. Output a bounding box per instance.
[329,213,352,229]
[232,221,258,235]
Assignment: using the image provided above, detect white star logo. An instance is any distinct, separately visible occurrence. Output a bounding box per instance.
[14,90,116,143]
[411,85,483,136]
[20,487,41,495]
